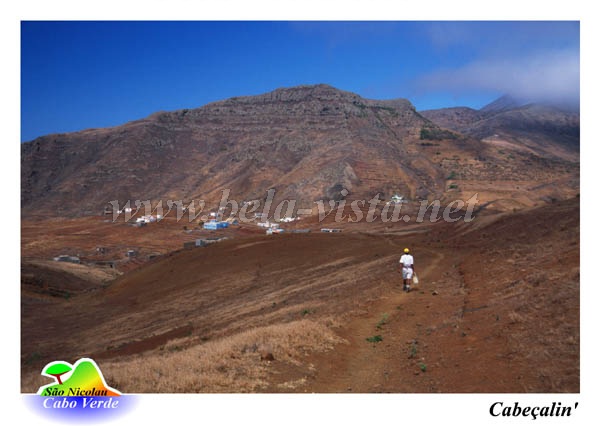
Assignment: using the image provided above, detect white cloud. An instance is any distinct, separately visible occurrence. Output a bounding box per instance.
[416,48,580,107]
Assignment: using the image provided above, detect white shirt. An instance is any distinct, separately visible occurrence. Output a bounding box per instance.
[400,254,414,268]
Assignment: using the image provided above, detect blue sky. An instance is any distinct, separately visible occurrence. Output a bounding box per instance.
[21,21,580,142]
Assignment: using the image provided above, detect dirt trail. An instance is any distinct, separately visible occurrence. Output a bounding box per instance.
[293,247,455,393]
[22,199,579,393]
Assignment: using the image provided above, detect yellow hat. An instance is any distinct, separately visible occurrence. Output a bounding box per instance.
[404,248,410,253]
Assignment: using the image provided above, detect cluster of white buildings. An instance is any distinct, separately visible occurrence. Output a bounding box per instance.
[385,194,405,206]
[257,217,300,235]
[135,214,162,224]
[257,220,277,229]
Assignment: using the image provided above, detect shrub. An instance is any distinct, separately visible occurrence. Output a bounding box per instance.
[376,313,389,330]
[420,126,458,140]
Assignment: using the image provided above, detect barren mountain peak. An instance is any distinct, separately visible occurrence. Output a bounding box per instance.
[21,84,578,217]
[212,83,363,106]
[480,94,525,114]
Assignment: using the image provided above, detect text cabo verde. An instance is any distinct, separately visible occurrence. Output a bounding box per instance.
[42,397,119,409]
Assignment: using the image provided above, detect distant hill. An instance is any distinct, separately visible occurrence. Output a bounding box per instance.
[479,94,524,114]
[421,96,580,161]
[416,107,484,133]
[21,85,579,217]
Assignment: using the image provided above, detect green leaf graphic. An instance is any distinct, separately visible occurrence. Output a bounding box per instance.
[44,362,72,384]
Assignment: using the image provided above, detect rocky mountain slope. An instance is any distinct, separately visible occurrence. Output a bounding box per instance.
[21,85,579,217]
[421,96,580,161]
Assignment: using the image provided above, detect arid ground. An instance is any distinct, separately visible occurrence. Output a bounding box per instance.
[21,196,579,393]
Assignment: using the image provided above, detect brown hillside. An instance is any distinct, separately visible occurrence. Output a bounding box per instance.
[421,100,579,162]
[22,85,578,218]
[21,197,579,393]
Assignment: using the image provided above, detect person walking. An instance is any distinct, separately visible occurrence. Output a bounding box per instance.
[398,248,415,292]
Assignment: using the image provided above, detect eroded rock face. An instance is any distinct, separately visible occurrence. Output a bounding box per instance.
[21,84,578,217]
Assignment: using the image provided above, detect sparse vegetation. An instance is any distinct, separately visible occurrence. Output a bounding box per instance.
[375,105,396,114]
[375,313,389,330]
[366,335,383,343]
[420,126,458,140]
[408,342,418,359]
[507,311,526,324]
[19,82,581,395]
[99,320,344,393]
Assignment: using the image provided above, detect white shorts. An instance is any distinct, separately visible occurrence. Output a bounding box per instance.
[402,267,413,279]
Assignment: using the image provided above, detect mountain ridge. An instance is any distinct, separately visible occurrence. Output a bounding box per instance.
[21,84,579,217]
[420,95,579,161]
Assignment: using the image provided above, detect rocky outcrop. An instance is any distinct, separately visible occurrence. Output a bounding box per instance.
[21,85,579,217]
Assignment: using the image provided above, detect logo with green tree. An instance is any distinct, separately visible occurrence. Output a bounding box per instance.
[37,358,121,397]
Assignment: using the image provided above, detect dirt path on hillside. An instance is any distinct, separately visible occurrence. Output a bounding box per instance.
[308,250,444,392]
[21,199,580,393]
[283,246,462,393]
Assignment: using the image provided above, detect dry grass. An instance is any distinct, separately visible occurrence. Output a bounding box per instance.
[95,319,344,393]
[26,259,121,285]
[506,311,526,324]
